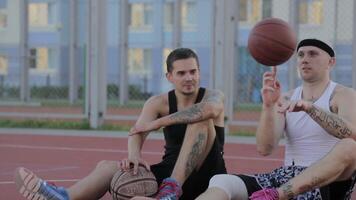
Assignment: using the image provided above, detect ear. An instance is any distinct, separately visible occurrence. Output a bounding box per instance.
[166,72,173,83]
[329,57,336,69]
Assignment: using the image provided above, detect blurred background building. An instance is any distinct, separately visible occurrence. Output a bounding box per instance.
[0,0,355,133]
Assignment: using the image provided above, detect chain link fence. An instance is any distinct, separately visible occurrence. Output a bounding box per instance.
[0,0,355,134]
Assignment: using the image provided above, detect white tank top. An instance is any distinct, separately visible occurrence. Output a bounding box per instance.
[284,81,339,167]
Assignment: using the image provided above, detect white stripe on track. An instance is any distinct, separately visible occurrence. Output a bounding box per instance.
[0,143,283,162]
[0,179,80,185]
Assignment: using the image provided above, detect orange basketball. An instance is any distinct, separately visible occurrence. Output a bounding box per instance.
[110,165,158,200]
[248,18,297,66]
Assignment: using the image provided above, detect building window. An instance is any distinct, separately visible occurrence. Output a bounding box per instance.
[182,0,197,29]
[29,48,52,71]
[128,48,152,76]
[129,3,153,31]
[29,2,56,27]
[0,0,7,28]
[239,0,271,23]
[299,0,323,25]
[0,55,8,75]
[0,11,6,28]
[29,3,49,26]
[164,2,174,28]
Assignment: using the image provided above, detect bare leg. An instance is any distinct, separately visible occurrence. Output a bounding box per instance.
[14,160,119,200]
[195,187,229,200]
[278,139,356,200]
[171,119,216,185]
[67,160,119,200]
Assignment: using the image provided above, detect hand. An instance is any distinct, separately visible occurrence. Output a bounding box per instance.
[119,157,150,175]
[261,66,281,107]
[129,121,160,136]
[277,100,313,114]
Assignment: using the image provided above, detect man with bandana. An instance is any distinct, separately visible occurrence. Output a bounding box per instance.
[196,39,356,200]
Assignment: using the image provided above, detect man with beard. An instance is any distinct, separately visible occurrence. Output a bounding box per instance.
[196,39,356,200]
[15,48,227,200]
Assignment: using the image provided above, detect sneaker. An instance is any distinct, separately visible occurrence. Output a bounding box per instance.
[14,167,69,200]
[249,188,279,200]
[155,178,182,200]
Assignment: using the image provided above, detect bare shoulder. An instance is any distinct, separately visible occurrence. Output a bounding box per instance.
[204,89,224,102]
[144,93,169,116]
[330,84,356,108]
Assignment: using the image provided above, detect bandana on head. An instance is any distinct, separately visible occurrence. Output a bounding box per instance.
[297,39,335,57]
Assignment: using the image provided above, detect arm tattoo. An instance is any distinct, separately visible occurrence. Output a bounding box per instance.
[168,90,223,124]
[201,90,224,103]
[307,105,352,138]
[299,176,324,193]
[185,133,206,177]
[169,103,205,123]
[281,182,295,199]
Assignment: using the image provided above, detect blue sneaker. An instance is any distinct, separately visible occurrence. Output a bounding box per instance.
[14,167,69,200]
[155,178,182,200]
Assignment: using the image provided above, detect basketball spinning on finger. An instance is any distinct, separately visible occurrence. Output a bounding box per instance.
[248,18,297,66]
[110,165,158,200]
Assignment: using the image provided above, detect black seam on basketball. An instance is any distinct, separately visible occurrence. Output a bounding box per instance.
[115,177,156,187]
[111,177,157,196]
[251,45,288,66]
[111,171,126,193]
[251,32,295,51]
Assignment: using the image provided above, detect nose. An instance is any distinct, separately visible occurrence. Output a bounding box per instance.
[184,73,193,81]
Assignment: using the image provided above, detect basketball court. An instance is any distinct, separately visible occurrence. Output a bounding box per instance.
[1,128,355,199]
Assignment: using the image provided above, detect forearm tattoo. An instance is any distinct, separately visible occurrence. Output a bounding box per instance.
[307,105,352,138]
[299,176,324,193]
[168,90,223,124]
[281,182,294,199]
[185,133,206,177]
[169,103,205,123]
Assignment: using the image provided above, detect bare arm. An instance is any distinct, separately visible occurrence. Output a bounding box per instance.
[256,95,286,156]
[306,87,356,140]
[256,67,286,156]
[127,96,162,166]
[164,89,224,124]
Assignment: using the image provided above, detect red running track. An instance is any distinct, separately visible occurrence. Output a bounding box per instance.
[0,133,354,199]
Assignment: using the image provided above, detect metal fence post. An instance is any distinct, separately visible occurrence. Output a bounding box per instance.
[69,0,78,104]
[173,0,182,48]
[211,0,238,133]
[119,0,129,105]
[19,0,29,102]
[88,0,107,128]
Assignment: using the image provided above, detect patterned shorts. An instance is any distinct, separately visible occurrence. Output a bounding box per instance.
[238,165,356,200]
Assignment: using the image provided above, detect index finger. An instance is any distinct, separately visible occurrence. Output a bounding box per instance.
[271,66,277,77]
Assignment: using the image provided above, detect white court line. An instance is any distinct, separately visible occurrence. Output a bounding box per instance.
[0,143,283,162]
[0,179,80,185]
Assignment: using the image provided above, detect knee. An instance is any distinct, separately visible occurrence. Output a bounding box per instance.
[95,160,119,174]
[188,119,214,131]
[334,139,356,163]
[208,174,248,200]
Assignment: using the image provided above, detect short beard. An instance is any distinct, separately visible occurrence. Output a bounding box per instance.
[182,91,195,96]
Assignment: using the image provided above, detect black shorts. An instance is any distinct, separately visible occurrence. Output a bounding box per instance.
[236,165,356,200]
[151,140,226,200]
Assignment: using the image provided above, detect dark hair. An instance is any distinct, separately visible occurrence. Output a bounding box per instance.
[166,48,200,72]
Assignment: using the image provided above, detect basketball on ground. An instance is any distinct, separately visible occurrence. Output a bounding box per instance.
[110,165,158,200]
[248,17,297,66]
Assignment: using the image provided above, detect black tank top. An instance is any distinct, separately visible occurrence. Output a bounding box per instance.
[161,87,225,163]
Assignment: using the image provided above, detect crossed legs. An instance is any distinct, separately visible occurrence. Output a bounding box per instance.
[170,119,216,185]
[277,138,356,200]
